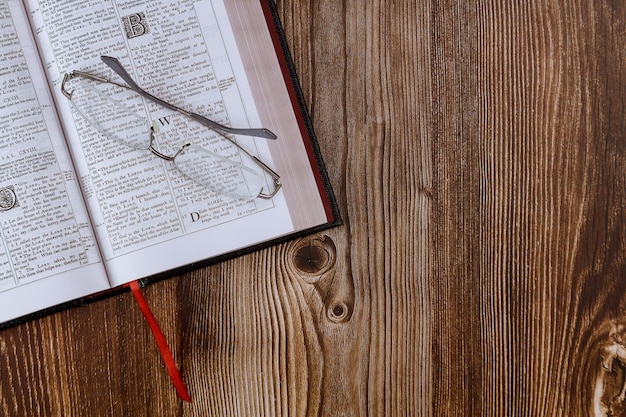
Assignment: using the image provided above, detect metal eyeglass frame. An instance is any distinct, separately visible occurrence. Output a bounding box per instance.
[61,55,282,199]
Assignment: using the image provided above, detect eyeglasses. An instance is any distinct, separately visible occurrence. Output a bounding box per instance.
[61,56,281,200]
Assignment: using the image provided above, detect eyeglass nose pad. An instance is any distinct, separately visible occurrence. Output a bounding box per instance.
[176,141,192,152]
[169,141,192,160]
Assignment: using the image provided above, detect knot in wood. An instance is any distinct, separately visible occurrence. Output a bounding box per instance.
[594,322,626,416]
[292,236,335,276]
[327,302,350,323]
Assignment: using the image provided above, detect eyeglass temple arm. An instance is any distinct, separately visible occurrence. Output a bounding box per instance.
[100,55,277,140]
[62,71,117,99]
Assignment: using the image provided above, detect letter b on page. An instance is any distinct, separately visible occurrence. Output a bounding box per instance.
[122,12,149,39]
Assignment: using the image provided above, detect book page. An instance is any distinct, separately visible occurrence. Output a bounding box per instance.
[25,0,329,286]
[0,0,109,324]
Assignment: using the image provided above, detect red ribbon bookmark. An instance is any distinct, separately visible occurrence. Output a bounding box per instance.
[128,280,192,402]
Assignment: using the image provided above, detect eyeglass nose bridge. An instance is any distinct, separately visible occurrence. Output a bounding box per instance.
[145,124,189,162]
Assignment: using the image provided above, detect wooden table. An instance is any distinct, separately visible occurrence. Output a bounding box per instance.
[2,1,626,415]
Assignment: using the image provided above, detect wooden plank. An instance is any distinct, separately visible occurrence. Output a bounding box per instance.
[1,1,626,416]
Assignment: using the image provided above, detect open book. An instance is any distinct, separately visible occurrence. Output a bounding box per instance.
[0,0,340,328]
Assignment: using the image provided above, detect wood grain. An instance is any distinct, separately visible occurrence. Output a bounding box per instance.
[1,0,626,416]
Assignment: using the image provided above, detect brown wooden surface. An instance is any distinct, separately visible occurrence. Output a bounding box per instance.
[2,0,626,415]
